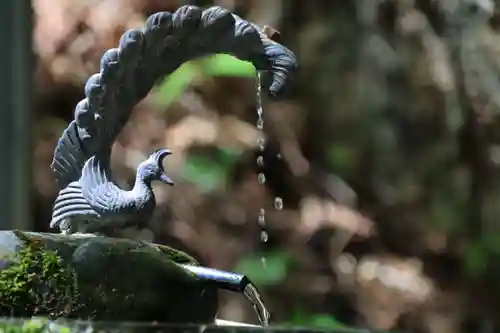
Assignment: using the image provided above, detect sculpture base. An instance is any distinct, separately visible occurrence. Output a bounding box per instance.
[0,230,218,324]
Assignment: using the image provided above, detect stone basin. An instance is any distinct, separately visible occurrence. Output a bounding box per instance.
[0,230,218,323]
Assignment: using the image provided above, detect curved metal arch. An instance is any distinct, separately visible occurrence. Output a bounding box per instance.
[51,5,297,189]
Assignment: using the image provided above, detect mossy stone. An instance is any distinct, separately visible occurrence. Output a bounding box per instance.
[0,230,218,323]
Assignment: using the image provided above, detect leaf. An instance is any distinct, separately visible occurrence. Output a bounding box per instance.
[153,54,256,108]
[429,193,461,233]
[183,155,226,193]
[283,306,355,331]
[326,144,357,176]
[154,61,203,107]
[204,54,256,77]
[233,251,291,286]
[310,314,349,329]
[183,148,240,193]
[289,305,309,325]
[21,318,46,332]
[464,242,488,277]
[484,232,500,254]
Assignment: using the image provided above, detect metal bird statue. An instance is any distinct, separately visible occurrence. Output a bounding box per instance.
[50,149,173,234]
[49,5,298,234]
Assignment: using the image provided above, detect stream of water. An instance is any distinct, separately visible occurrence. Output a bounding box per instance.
[244,282,271,326]
[255,72,284,264]
[256,72,269,249]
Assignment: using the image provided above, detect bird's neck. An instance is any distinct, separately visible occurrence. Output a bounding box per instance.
[132,171,154,201]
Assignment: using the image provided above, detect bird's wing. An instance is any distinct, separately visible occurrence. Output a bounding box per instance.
[79,155,129,216]
[51,120,89,188]
[50,181,100,230]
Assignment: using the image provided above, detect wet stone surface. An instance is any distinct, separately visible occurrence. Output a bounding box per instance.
[0,230,218,323]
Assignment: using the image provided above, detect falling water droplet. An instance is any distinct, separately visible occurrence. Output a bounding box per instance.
[258,173,266,184]
[258,208,266,226]
[257,137,266,152]
[256,72,263,115]
[261,257,267,269]
[256,71,269,270]
[276,153,282,159]
[257,156,265,167]
[274,197,283,210]
[257,117,264,130]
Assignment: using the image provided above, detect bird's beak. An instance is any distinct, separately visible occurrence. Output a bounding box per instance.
[160,173,174,186]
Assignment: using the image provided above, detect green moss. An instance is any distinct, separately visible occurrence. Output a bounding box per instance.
[0,318,97,333]
[0,231,219,323]
[149,243,198,264]
[0,238,80,317]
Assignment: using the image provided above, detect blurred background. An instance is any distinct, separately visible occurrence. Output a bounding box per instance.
[5,0,500,331]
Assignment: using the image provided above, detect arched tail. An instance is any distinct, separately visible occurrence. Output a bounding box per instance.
[51,120,89,188]
[51,5,298,189]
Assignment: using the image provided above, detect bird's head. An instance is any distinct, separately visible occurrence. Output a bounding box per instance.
[138,148,174,185]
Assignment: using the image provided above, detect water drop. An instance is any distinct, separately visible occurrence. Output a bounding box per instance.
[256,73,263,112]
[258,209,266,226]
[256,71,269,270]
[257,156,265,167]
[261,257,267,269]
[260,230,269,242]
[257,117,264,130]
[257,137,266,150]
[274,197,283,210]
[258,173,266,184]
[255,73,266,152]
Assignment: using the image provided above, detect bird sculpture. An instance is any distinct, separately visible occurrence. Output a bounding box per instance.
[49,5,297,234]
[50,149,173,234]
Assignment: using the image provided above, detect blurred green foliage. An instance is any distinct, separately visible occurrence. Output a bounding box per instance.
[234,250,293,286]
[234,252,365,331]
[464,233,500,278]
[155,54,255,192]
[326,144,359,178]
[284,306,356,332]
[155,54,256,193]
[155,54,255,107]
[183,148,241,193]
[0,318,72,333]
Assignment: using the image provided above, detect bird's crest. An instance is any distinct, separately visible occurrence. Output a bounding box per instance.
[148,149,172,170]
